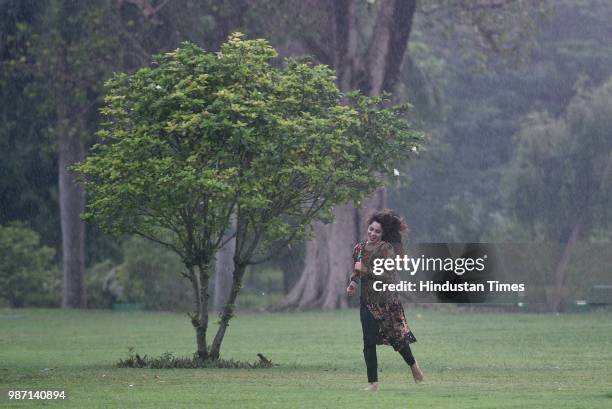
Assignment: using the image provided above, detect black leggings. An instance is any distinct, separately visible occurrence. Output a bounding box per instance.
[360,304,415,383]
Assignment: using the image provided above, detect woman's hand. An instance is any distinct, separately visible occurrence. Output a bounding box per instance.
[354,261,363,272]
[346,282,357,297]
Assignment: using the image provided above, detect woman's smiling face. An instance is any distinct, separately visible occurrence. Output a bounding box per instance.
[367,221,383,244]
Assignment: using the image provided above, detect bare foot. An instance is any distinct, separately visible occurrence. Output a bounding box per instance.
[411,362,424,384]
[364,382,379,391]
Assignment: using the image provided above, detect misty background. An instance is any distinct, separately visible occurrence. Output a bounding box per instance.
[1,0,610,312]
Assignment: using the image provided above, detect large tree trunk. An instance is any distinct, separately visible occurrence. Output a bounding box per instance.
[214,236,235,311]
[58,115,86,308]
[547,216,584,312]
[321,203,359,309]
[275,221,329,309]
[280,0,417,310]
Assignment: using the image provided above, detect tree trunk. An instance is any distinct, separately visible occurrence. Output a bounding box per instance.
[210,260,247,360]
[321,203,359,309]
[279,0,417,310]
[190,263,211,360]
[58,116,86,308]
[333,0,358,91]
[368,0,417,95]
[275,221,329,309]
[547,216,584,312]
[214,236,235,311]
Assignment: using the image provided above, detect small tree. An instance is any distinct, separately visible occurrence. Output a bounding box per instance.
[77,33,423,361]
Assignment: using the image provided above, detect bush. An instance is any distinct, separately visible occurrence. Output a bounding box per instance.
[114,236,192,311]
[86,259,122,309]
[117,348,273,369]
[0,222,60,307]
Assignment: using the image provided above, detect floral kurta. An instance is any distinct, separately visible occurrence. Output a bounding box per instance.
[351,241,417,350]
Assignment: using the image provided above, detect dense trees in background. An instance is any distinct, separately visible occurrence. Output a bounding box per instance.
[1,1,59,254]
[1,0,221,308]
[276,0,420,309]
[504,79,612,311]
[402,0,612,244]
[1,0,611,312]
[275,0,549,309]
[393,0,612,311]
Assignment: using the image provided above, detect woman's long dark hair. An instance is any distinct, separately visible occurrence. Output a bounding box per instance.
[367,209,408,254]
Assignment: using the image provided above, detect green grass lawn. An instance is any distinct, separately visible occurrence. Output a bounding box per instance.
[1,307,611,408]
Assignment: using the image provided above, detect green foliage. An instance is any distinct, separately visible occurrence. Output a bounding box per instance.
[439,192,486,242]
[505,78,612,240]
[117,348,273,369]
[431,0,552,62]
[0,1,59,248]
[0,223,59,307]
[85,259,120,309]
[76,33,423,268]
[244,267,283,294]
[86,237,192,311]
[75,34,423,358]
[237,266,284,309]
[397,0,612,242]
[0,0,221,267]
[115,236,192,311]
